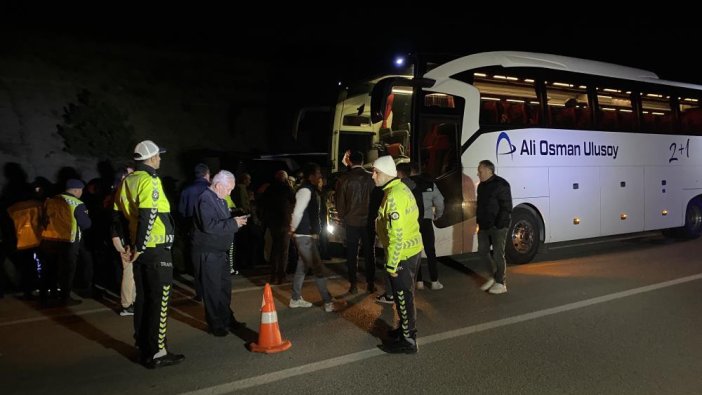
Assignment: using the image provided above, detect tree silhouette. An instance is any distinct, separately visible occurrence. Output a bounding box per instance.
[57,89,135,160]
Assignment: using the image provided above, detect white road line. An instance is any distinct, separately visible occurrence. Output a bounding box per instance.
[179,272,702,395]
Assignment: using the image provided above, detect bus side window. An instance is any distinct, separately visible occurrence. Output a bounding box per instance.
[504,101,527,125]
[480,100,499,124]
[599,109,619,130]
[681,107,702,132]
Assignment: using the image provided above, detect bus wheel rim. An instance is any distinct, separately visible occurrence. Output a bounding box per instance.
[512,220,534,253]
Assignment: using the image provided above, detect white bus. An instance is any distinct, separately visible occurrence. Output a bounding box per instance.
[329,51,702,264]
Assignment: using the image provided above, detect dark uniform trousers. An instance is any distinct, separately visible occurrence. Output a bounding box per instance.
[39,240,79,300]
[389,253,421,339]
[197,250,235,331]
[133,246,173,359]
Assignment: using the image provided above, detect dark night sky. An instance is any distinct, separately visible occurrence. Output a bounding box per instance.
[3,8,700,86]
[2,8,701,138]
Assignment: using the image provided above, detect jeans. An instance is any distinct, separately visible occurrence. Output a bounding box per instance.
[478,227,508,284]
[291,236,331,303]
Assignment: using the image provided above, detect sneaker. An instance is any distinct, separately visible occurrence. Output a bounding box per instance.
[488,282,507,294]
[120,305,135,316]
[430,281,443,290]
[289,298,313,308]
[375,294,394,304]
[480,278,495,291]
[323,302,336,312]
[416,281,424,290]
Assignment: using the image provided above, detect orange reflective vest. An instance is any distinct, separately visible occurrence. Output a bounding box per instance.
[7,200,43,250]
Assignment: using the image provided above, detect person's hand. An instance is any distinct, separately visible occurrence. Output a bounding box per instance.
[342,149,351,167]
[129,250,142,264]
[111,236,125,253]
[388,271,398,278]
[234,215,248,227]
[120,245,131,266]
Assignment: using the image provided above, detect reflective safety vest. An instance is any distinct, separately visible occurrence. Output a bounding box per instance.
[7,200,43,249]
[376,178,423,273]
[115,169,173,250]
[41,194,82,243]
[224,195,235,210]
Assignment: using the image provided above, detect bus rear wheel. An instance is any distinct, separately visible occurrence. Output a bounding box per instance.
[681,197,702,239]
[505,207,541,264]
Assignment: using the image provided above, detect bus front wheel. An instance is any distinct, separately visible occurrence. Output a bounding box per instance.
[505,207,541,264]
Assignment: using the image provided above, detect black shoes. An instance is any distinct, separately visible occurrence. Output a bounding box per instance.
[348,285,358,295]
[145,352,185,369]
[212,328,228,337]
[229,320,247,332]
[382,337,418,354]
[382,329,418,354]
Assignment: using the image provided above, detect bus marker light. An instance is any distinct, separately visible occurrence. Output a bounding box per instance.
[573,217,580,225]
[661,210,668,216]
[620,213,628,220]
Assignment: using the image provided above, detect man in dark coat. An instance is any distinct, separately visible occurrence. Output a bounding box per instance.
[476,160,512,295]
[178,163,210,301]
[191,170,248,336]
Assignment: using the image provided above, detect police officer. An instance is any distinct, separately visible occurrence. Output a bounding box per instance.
[40,179,91,306]
[113,140,184,369]
[372,156,423,354]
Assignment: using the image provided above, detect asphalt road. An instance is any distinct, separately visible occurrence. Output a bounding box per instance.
[1,233,701,394]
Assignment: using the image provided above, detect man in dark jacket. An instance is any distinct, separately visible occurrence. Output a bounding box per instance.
[178,163,210,301]
[476,160,512,294]
[260,170,295,285]
[192,170,248,336]
[335,151,375,294]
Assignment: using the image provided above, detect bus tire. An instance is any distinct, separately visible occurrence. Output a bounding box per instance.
[505,207,541,264]
[681,197,702,239]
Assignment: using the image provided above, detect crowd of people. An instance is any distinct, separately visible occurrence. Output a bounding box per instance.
[0,141,513,364]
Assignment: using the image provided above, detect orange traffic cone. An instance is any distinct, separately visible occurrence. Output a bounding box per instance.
[250,283,292,353]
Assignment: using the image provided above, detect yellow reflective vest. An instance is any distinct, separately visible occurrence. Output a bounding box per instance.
[376,178,423,274]
[114,168,174,251]
[41,194,82,243]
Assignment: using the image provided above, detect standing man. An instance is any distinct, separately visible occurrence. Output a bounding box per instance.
[178,163,211,301]
[372,156,423,354]
[113,140,184,369]
[260,170,295,285]
[409,163,444,290]
[335,151,375,294]
[192,170,248,336]
[40,179,91,306]
[476,159,512,295]
[6,185,43,300]
[289,163,337,313]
